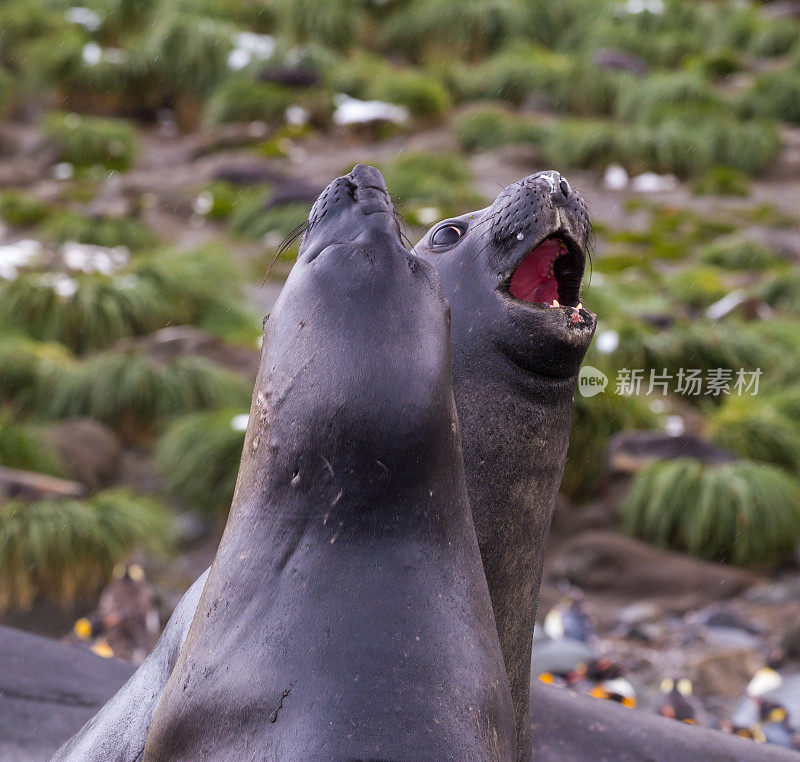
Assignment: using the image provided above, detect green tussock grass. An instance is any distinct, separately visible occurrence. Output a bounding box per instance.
[381,0,528,60]
[44,352,251,433]
[42,112,139,171]
[0,274,170,354]
[698,235,781,271]
[0,336,76,412]
[0,414,62,474]
[0,190,51,227]
[563,392,658,501]
[623,458,800,566]
[0,247,259,353]
[708,396,800,474]
[0,489,171,611]
[156,409,246,516]
[453,106,545,153]
[383,151,484,213]
[42,211,156,251]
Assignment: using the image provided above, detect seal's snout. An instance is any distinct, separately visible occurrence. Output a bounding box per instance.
[532,170,571,207]
[307,165,397,237]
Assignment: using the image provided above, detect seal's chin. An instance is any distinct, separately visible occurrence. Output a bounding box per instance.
[506,235,585,309]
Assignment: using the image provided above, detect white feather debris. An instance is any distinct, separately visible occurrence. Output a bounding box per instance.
[114,274,140,290]
[227,32,275,71]
[631,172,678,193]
[52,162,75,181]
[332,95,409,127]
[61,242,130,275]
[596,329,620,354]
[417,207,441,226]
[41,272,79,299]
[285,105,309,126]
[81,42,102,67]
[0,240,42,280]
[706,289,749,321]
[192,192,214,216]
[66,7,102,32]
[664,416,685,436]
[230,414,250,432]
[623,0,664,14]
[604,164,629,191]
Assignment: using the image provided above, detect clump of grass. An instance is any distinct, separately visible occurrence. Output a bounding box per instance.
[455,43,569,105]
[691,166,749,197]
[144,8,236,98]
[0,246,257,354]
[42,210,156,252]
[45,352,251,433]
[708,396,800,473]
[614,71,729,125]
[595,322,782,392]
[229,198,309,243]
[453,106,545,152]
[0,274,171,354]
[742,70,800,126]
[0,336,75,412]
[760,270,800,313]
[666,266,730,310]
[383,151,484,213]
[623,458,800,566]
[275,0,356,49]
[370,69,451,120]
[698,235,780,270]
[0,489,171,611]
[133,247,260,344]
[381,0,527,60]
[42,113,139,171]
[563,392,658,502]
[156,409,246,516]
[0,190,50,227]
[205,79,297,125]
[538,116,780,178]
[0,414,61,474]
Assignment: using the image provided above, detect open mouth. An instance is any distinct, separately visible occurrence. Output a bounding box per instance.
[507,236,585,308]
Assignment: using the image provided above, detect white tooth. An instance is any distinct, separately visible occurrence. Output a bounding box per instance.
[552,299,560,308]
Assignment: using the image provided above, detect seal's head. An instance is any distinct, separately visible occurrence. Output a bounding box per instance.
[416,170,595,380]
[257,164,455,500]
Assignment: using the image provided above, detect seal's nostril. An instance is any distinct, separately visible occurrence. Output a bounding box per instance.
[559,179,569,198]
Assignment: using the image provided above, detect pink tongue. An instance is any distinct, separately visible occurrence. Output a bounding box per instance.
[509,239,563,304]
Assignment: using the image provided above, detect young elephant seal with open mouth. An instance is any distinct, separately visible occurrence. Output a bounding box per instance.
[141,165,514,761]
[415,170,596,760]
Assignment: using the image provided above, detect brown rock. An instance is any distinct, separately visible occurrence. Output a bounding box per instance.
[607,431,735,474]
[692,648,762,698]
[116,326,259,380]
[546,530,760,601]
[44,419,122,492]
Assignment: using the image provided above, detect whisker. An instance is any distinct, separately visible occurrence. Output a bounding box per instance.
[263,220,309,282]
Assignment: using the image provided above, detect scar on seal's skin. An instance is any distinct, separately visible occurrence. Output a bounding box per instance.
[269,686,291,723]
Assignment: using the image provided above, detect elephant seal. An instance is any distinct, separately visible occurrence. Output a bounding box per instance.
[52,171,592,762]
[414,170,596,760]
[142,165,514,761]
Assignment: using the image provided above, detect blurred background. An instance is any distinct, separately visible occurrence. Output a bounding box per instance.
[1,0,800,748]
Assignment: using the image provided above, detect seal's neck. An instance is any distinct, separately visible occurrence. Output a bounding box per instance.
[453,351,578,760]
[222,355,471,557]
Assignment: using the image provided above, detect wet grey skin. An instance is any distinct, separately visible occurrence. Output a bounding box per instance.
[140,164,514,761]
[52,170,593,762]
[414,171,596,761]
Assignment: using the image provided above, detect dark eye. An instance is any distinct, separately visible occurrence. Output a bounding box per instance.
[431,224,463,246]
